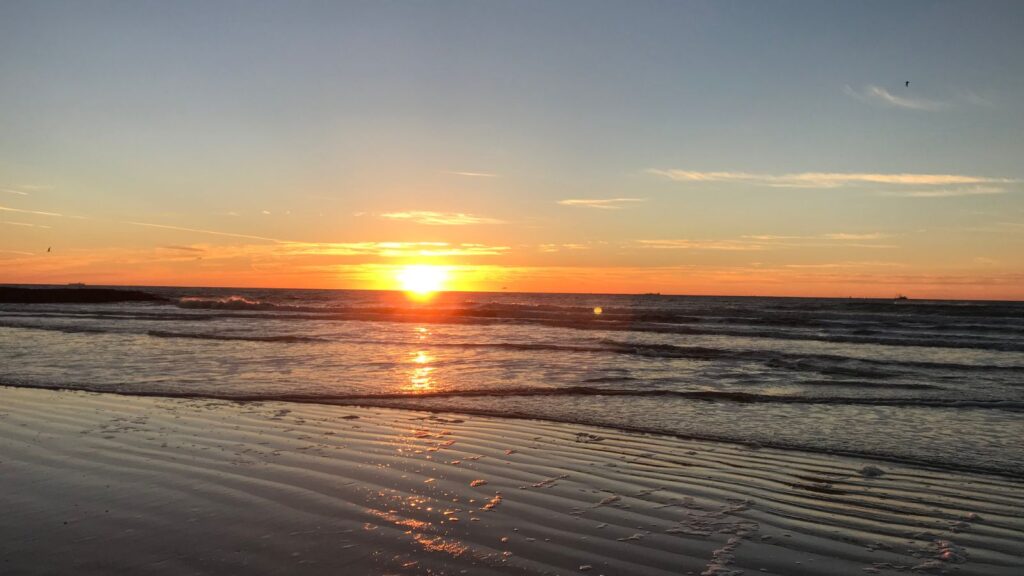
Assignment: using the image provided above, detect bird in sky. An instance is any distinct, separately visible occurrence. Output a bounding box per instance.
[905,80,910,87]
[47,246,51,253]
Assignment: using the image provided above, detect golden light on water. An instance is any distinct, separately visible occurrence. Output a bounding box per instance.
[593,306,603,315]
[397,265,449,298]
[407,350,435,392]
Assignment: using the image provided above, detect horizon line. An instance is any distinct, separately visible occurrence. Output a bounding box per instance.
[2,281,1019,303]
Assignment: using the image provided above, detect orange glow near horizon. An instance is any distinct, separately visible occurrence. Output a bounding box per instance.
[2,247,1024,301]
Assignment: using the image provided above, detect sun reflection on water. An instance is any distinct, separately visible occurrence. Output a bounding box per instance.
[406,350,435,392]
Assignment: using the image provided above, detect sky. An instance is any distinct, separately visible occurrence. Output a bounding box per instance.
[2,0,1023,299]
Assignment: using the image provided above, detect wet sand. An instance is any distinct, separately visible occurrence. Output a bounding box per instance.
[1,386,1021,575]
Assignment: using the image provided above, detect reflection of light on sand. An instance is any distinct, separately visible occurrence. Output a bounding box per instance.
[366,504,469,557]
[412,533,468,556]
[366,508,430,531]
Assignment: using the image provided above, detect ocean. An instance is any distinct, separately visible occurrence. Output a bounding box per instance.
[2,286,1022,477]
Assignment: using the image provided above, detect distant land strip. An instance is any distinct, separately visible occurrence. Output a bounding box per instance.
[0,286,165,304]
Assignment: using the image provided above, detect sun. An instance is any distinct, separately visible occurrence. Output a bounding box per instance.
[396,265,449,297]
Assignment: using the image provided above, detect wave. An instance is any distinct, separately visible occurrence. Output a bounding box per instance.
[7,294,1024,351]
[146,330,330,344]
[177,295,303,311]
[162,300,1024,352]
[4,379,1020,478]
[338,387,1024,411]
[403,339,1024,376]
[346,401,1024,479]
[5,380,1020,412]
[5,320,1023,378]
[140,328,1024,375]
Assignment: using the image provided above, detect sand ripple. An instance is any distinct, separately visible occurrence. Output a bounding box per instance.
[2,386,1022,575]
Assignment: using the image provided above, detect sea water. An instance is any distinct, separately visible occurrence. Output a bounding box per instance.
[2,286,1022,476]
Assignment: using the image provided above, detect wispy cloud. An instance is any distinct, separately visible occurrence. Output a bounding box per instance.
[743,232,889,241]
[537,243,591,253]
[1,221,52,229]
[276,241,509,258]
[822,232,888,240]
[0,205,65,217]
[380,211,503,225]
[443,171,499,178]
[877,185,1007,198]
[649,169,1015,189]
[637,233,896,252]
[1,184,52,196]
[123,221,287,243]
[162,245,207,253]
[119,219,510,258]
[954,88,994,108]
[558,198,646,209]
[844,84,946,111]
[782,261,904,269]
[636,239,766,251]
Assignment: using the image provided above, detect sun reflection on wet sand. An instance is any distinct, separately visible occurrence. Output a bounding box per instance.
[411,533,469,556]
[366,497,470,560]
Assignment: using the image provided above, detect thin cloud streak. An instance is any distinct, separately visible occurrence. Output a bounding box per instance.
[782,261,904,269]
[380,211,503,225]
[538,243,590,253]
[0,205,65,217]
[2,188,29,196]
[162,245,207,253]
[121,221,509,257]
[743,232,889,241]
[954,88,995,108]
[1,221,52,229]
[638,233,897,252]
[844,84,946,111]
[649,169,1016,190]
[249,241,511,258]
[877,186,1007,198]
[558,198,646,209]
[123,221,288,243]
[636,239,766,251]
[443,171,499,178]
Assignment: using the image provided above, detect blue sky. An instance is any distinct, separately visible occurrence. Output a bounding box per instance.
[2,1,1023,297]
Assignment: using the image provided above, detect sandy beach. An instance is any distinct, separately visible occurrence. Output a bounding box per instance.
[1,386,1020,575]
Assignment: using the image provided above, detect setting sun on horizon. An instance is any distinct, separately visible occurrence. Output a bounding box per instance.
[396,264,450,298]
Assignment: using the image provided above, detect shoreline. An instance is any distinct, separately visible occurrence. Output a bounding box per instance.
[2,386,1021,575]
[2,381,1020,480]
